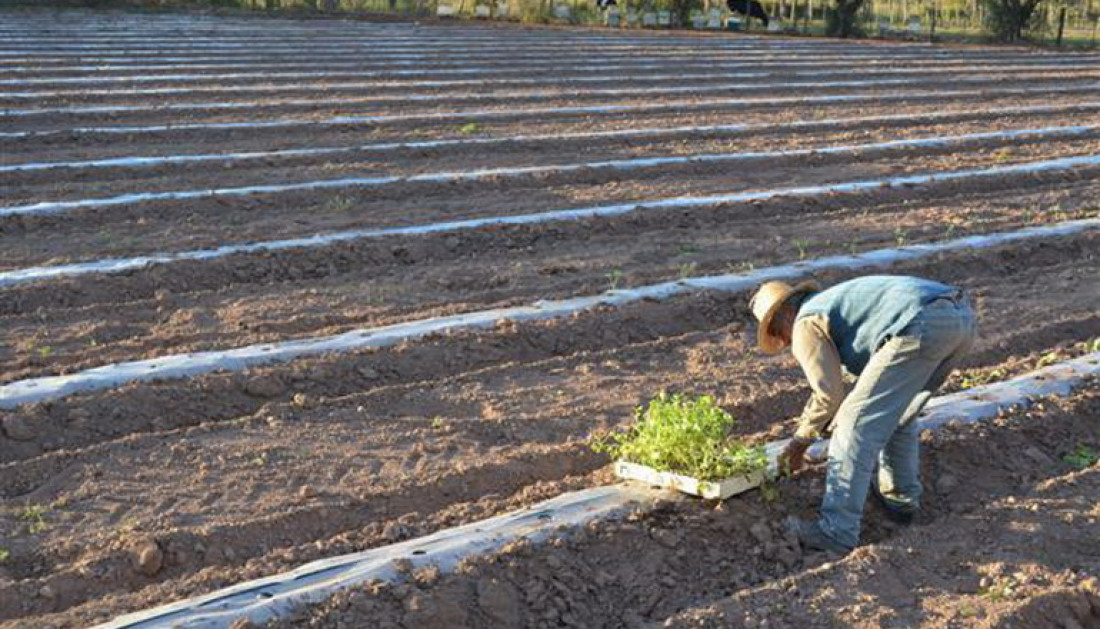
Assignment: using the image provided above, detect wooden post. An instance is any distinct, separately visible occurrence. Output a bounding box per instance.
[929,5,935,40]
[1056,6,1067,45]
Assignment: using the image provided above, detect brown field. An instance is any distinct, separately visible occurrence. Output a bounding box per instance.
[0,8,1097,629]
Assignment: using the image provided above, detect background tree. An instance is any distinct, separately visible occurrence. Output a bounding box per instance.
[981,0,1042,40]
[825,0,865,35]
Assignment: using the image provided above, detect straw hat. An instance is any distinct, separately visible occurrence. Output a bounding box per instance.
[750,279,821,354]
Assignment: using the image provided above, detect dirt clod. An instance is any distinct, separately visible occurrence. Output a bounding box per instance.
[131,540,164,577]
[1,414,36,441]
[244,375,285,399]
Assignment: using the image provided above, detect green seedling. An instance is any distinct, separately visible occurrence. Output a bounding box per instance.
[323,195,355,213]
[606,269,624,291]
[430,416,446,430]
[677,242,701,255]
[1035,350,1063,368]
[0,548,10,563]
[20,505,49,535]
[894,227,909,246]
[959,367,1007,389]
[759,479,781,503]
[1089,337,1100,353]
[992,147,1014,163]
[791,238,811,260]
[678,262,699,279]
[1063,444,1099,469]
[590,392,767,481]
[458,122,480,134]
[117,516,140,534]
[36,346,52,358]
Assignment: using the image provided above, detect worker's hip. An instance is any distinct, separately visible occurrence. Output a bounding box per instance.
[896,290,977,361]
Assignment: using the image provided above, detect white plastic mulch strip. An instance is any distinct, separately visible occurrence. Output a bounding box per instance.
[0,218,1096,410]
[8,101,1096,174]
[2,155,1098,288]
[0,39,1022,55]
[3,56,1088,82]
[4,126,1097,219]
[7,102,1099,174]
[92,353,1100,629]
[3,74,1094,119]
[767,352,1100,468]
[6,83,1097,140]
[11,65,1094,109]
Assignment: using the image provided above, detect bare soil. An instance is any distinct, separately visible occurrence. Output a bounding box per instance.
[1,7,1098,629]
[266,385,1100,629]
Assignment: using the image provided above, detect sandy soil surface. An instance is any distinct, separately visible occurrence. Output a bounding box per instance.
[269,385,1100,629]
[1,7,1097,629]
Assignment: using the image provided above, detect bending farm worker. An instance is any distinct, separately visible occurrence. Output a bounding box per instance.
[749,275,976,555]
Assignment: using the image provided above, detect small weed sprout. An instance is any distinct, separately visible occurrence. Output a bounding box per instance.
[458,122,480,134]
[606,269,624,291]
[21,505,49,535]
[959,367,1007,389]
[1063,444,1099,469]
[1089,337,1100,353]
[36,346,53,358]
[894,227,909,246]
[323,195,355,213]
[678,262,698,279]
[590,393,767,481]
[791,238,810,260]
[430,416,446,430]
[992,147,1013,163]
[0,548,9,563]
[1035,350,1063,368]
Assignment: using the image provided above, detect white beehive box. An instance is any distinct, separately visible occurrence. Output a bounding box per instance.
[474,4,491,17]
[642,11,658,26]
[553,3,571,19]
[657,10,672,25]
[614,461,766,499]
[436,3,456,16]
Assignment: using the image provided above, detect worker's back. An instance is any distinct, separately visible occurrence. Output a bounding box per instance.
[797,275,957,375]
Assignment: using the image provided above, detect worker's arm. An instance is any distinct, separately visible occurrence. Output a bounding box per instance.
[790,313,845,440]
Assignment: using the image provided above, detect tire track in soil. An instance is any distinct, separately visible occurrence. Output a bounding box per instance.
[231,386,1100,629]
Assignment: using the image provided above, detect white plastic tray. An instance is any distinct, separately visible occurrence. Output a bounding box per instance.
[614,461,766,499]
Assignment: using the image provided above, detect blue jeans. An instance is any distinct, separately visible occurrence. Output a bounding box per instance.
[818,296,976,549]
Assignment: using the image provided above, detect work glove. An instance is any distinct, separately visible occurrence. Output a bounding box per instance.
[778,436,815,476]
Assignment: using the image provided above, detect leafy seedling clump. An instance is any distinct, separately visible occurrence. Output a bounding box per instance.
[591,393,766,481]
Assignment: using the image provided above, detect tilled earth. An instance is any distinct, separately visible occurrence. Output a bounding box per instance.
[273,386,1100,629]
[0,7,1098,629]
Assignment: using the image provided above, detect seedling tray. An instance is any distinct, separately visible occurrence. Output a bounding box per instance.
[614,461,765,499]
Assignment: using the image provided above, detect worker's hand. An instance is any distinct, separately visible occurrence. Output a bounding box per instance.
[779,437,814,476]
